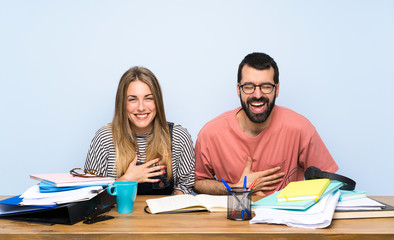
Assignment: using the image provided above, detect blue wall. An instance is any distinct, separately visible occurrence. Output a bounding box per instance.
[1,0,393,195]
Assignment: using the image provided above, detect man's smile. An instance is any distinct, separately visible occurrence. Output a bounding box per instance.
[249,101,266,113]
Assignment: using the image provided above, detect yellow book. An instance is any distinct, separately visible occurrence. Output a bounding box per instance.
[276,179,331,202]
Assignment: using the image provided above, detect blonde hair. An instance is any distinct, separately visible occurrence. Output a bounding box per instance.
[111,66,172,180]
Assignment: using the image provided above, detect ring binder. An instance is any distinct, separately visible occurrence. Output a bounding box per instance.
[0,190,116,225]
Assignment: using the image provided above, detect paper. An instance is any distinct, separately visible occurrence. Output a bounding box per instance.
[250,190,341,229]
[19,184,103,205]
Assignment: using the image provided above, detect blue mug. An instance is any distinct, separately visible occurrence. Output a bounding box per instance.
[107,181,138,213]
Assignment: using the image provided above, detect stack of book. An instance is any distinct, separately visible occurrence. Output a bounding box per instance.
[251,179,394,228]
[19,173,116,206]
[0,172,116,224]
[251,179,344,228]
[333,189,394,219]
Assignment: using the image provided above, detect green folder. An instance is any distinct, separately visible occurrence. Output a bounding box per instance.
[252,180,344,211]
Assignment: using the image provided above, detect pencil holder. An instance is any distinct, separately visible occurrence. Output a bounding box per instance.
[227,187,252,221]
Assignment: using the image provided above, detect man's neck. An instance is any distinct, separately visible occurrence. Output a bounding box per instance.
[236,108,274,137]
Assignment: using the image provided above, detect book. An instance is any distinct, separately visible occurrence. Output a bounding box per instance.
[276,179,330,202]
[146,194,227,214]
[253,180,343,210]
[30,173,115,187]
[253,191,315,210]
[334,200,394,219]
[335,196,385,211]
[339,189,367,201]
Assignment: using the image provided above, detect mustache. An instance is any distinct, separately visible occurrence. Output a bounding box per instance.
[247,97,269,105]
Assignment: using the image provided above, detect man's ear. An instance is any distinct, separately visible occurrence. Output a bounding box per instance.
[275,82,280,98]
[237,83,240,98]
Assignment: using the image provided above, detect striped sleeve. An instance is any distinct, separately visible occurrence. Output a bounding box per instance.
[171,124,195,194]
[84,125,117,178]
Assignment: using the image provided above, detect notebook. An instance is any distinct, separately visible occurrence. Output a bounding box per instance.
[276,179,330,202]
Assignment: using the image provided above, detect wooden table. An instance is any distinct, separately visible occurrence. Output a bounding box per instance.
[0,195,393,240]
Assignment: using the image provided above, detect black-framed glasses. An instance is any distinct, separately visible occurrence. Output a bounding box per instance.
[239,83,276,94]
[70,168,104,178]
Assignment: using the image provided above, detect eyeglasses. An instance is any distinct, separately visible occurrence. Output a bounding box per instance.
[239,83,276,94]
[70,168,104,178]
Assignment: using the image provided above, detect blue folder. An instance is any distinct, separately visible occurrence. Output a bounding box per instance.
[39,181,109,193]
[0,196,56,216]
[0,195,58,208]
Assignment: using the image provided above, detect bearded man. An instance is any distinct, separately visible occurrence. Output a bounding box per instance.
[194,52,338,196]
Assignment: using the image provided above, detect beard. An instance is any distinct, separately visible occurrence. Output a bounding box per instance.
[240,93,276,123]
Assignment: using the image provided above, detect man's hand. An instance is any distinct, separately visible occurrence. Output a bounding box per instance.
[234,157,285,196]
[117,155,167,183]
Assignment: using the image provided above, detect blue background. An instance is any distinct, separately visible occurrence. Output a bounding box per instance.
[1,0,393,195]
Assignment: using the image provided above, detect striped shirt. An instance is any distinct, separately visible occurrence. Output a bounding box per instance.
[84,124,195,194]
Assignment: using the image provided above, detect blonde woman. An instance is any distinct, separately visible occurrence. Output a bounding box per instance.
[85,66,195,195]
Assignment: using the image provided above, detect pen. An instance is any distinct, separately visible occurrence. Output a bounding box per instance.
[221,179,250,215]
[227,178,252,218]
[248,178,258,190]
[221,179,232,192]
[242,176,247,219]
[230,178,258,218]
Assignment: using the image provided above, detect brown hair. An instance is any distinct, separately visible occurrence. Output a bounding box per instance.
[111,66,172,179]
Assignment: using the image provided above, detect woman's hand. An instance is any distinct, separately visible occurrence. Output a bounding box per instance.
[117,155,166,183]
[172,189,184,195]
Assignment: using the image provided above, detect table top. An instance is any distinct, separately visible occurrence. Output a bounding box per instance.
[0,195,393,240]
